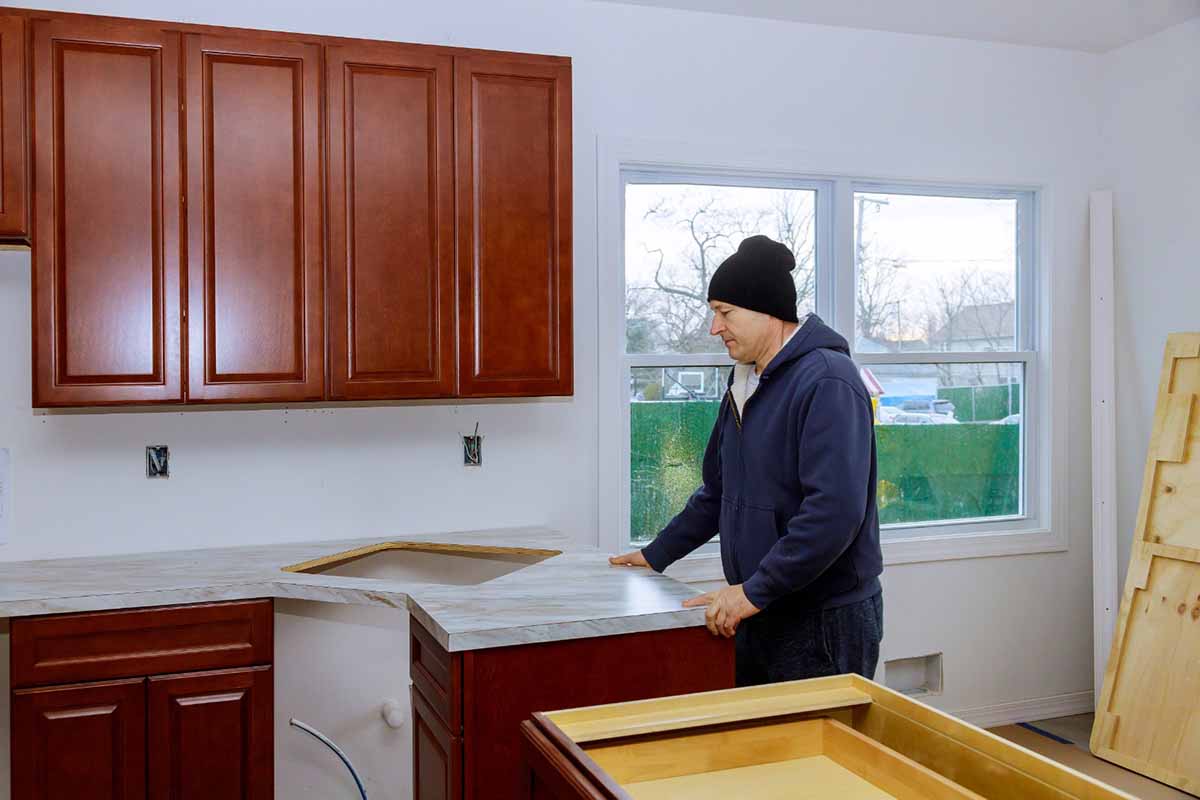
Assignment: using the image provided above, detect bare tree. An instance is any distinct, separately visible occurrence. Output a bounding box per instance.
[628,188,817,353]
[854,196,913,348]
[925,268,1016,385]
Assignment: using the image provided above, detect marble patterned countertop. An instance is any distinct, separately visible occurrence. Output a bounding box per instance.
[0,526,710,651]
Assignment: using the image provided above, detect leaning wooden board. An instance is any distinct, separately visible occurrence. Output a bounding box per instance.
[524,674,1136,800]
[1091,332,1200,795]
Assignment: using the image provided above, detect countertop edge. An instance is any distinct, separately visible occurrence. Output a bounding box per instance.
[434,607,711,652]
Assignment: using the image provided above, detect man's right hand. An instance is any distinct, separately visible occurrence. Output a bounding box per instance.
[609,550,650,568]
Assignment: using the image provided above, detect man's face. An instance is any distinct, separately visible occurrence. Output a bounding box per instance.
[709,301,773,363]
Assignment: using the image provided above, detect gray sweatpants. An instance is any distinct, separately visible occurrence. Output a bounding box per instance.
[734,592,883,687]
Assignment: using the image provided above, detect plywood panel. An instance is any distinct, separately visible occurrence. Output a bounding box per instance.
[625,756,895,800]
[1092,332,1200,795]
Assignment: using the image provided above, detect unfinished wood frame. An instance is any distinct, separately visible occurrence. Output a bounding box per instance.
[530,674,1136,800]
[1091,333,1200,795]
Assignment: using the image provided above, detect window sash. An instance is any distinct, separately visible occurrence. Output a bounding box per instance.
[618,169,1042,553]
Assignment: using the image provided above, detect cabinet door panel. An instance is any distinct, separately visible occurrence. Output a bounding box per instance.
[0,15,28,239]
[412,686,463,800]
[185,34,323,402]
[148,666,273,800]
[456,55,572,397]
[31,19,182,406]
[327,42,454,399]
[12,678,147,800]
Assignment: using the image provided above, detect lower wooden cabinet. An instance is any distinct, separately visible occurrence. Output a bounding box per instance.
[9,601,274,800]
[149,667,274,800]
[409,618,735,800]
[12,678,147,800]
[412,686,464,800]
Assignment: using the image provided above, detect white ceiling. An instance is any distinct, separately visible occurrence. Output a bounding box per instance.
[598,0,1200,52]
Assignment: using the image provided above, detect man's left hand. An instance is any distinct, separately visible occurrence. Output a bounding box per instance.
[682,584,761,638]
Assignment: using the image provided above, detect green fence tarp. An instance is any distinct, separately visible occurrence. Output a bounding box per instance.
[631,401,1020,543]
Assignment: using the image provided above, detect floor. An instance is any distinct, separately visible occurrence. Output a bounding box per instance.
[988,713,1192,800]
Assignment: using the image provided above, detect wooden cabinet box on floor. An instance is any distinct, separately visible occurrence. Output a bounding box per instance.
[17,6,573,408]
[409,617,735,800]
[9,600,274,800]
[521,674,1135,800]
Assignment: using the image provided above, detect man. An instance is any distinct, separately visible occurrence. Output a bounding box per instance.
[611,234,884,686]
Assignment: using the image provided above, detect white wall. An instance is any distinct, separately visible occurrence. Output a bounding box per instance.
[1101,17,1200,588]
[274,602,411,799]
[0,3,1107,781]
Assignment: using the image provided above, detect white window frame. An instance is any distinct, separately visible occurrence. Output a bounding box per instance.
[596,136,1065,577]
[620,169,833,557]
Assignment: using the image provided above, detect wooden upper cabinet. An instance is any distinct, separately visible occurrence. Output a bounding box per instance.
[455,55,573,398]
[148,666,274,800]
[185,34,324,402]
[326,42,455,399]
[0,15,28,239]
[31,19,183,407]
[12,678,147,800]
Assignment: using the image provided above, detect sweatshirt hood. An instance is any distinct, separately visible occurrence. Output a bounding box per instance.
[728,314,850,414]
[735,314,850,380]
[773,313,849,369]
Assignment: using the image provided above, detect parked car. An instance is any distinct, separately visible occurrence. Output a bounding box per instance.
[992,413,1022,425]
[900,398,957,418]
[885,411,961,425]
[876,404,902,423]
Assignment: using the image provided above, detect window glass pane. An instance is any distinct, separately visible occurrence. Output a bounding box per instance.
[625,183,816,354]
[868,362,1024,528]
[630,366,730,545]
[854,193,1017,354]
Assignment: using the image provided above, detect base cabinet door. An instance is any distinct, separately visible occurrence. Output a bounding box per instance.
[147,666,274,800]
[413,686,463,800]
[12,678,147,800]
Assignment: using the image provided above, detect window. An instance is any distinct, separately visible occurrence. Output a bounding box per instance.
[853,188,1036,531]
[615,165,1042,557]
[623,176,828,546]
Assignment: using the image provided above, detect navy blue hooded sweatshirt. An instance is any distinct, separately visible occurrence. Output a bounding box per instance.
[642,315,883,612]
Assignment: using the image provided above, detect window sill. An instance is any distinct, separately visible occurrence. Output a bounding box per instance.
[658,527,1065,584]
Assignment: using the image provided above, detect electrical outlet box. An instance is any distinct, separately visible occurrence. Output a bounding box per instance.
[146,445,169,479]
[463,434,482,467]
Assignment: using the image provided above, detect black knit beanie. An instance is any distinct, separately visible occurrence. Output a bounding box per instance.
[706,235,798,323]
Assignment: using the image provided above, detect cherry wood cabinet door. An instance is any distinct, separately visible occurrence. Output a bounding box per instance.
[0,14,28,239]
[412,685,463,800]
[326,42,455,400]
[31,19,183,407]
[455,54,572,398]
[184,34,324,403]
[12,678,147,800]
[147,666,273,800]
